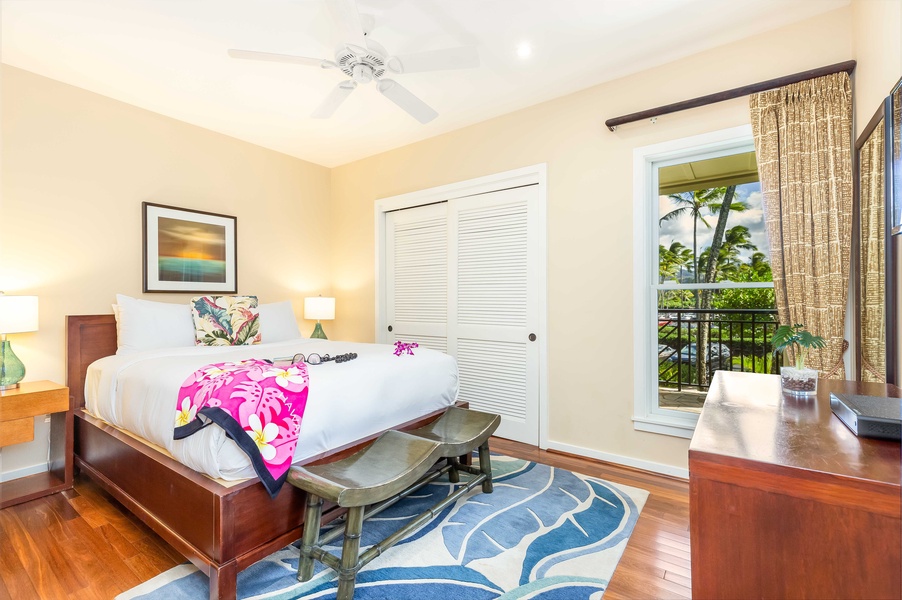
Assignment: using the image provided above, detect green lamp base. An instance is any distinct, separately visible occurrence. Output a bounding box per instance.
[0,338,26,390]
[309,321,328,340]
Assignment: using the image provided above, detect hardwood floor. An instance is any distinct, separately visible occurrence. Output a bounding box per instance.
[0,438,690,599]
[0,476,184,599]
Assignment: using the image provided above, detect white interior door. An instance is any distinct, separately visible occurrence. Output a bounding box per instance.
[449,186,539,444]
[384,203,449,353]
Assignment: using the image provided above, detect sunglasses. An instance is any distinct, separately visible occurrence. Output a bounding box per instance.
[292,352,358,365]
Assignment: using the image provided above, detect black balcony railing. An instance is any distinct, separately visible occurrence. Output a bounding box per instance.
[658,308,779,392]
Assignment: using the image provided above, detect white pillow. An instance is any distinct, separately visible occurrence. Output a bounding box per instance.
[259,301,302,343]
[115,294,196,354]
[112,303,122,342]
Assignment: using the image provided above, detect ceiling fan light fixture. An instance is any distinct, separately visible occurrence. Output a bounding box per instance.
[352,64,373,84]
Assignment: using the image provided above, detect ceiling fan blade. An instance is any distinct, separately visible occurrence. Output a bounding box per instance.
[311,80,358,119]
[227,49,334,68]
[325,0,367,52]
[389,46,479,74]
[377,79,438,124]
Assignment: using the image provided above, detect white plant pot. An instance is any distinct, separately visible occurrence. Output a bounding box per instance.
[780,366,818,396]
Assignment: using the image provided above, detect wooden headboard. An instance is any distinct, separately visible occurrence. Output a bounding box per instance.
[66,315,117,408]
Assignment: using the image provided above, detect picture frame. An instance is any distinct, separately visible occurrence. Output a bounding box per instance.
[142,202,237,293]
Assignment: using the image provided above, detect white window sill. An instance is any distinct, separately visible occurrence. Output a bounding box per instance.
[632,413,698,439]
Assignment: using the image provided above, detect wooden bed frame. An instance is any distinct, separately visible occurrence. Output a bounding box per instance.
[67,314,459,600]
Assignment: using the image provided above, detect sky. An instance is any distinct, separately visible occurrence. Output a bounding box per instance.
[658,181,769,266]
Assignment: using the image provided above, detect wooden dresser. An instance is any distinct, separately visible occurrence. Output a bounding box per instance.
[689,371,901,599]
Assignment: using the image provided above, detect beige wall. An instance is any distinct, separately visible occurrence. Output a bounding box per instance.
[852,0,902,132]
[330,7,855,472]
[0,66,332,475]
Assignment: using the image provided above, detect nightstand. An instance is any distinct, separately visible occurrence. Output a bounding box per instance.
[0,380,71,508]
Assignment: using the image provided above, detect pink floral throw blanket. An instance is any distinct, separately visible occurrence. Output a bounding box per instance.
[173,359,309,497]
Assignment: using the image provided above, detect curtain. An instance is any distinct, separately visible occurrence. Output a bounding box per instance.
[749,72,853,378]
[859,121,885,382]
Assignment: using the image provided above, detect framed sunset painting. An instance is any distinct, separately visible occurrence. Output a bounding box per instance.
[143,202,237,293]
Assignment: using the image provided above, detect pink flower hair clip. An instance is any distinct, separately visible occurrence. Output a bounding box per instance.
[393,341,419,356]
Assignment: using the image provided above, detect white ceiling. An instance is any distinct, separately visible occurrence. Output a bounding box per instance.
[1,0,849,167]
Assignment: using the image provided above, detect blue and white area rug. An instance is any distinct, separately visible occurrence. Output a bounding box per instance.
[119,455,648,599]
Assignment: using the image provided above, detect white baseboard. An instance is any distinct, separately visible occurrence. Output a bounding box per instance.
[545,440,689,480]
[0,462,48,483]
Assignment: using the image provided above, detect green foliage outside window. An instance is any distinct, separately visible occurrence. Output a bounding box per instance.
[657,182,777,389]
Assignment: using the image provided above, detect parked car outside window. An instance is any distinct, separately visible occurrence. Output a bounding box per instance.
[663,343,731,370]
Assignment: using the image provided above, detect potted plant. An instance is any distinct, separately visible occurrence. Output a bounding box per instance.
[771,324,827,396]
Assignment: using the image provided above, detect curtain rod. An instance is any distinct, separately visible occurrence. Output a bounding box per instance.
[604,60,856,132]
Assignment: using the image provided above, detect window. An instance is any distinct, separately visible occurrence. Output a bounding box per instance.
[633,126,775,438]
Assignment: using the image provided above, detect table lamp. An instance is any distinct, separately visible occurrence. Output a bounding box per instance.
[304,296,335,340]
[0,294,39,390]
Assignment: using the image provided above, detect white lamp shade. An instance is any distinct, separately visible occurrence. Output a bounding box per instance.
[304,297,335,321]
[0,295,39,333]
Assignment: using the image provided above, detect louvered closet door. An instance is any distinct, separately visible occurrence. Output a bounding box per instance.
[449,185,539,444]
[385,203,449,353]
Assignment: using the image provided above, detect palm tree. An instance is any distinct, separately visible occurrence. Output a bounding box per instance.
[720,226,756,265]
[699,188,747,284]
[701,225,757,282]
[748,252,770,277]
[697,248,711,277]
[659,241,692,283]
[670,241,693,283]
[663,185,747,386]
[659,188,718,284]
[660,187,747,284]
[659,245,678,284]
[659,241,694,307]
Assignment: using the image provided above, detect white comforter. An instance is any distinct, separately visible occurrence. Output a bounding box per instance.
[85,339,458,480]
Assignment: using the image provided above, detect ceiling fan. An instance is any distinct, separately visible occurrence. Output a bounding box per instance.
[227,0,479,124]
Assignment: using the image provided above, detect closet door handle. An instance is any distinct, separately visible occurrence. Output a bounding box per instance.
[388,325,393,332]
[528,333,536,342]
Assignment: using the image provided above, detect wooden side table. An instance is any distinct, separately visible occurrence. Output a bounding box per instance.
[0,380,72,508]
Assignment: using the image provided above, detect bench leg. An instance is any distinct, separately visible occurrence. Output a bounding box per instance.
[337,506,364,600]
[298,493,324,582]
[447,457,459,483]
[478,442,493,493]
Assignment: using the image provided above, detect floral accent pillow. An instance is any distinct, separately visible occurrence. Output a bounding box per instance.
[191,295,262,346]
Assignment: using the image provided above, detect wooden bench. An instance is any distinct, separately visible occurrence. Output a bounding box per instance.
[286,407,501,600]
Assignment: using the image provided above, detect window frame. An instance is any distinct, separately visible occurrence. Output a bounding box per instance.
[632,125,774,438]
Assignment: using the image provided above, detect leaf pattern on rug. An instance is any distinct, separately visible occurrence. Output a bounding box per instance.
[294,566,503,600]
[443,461,594,565]
[520,479,638,584]
[118,456,648,600]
